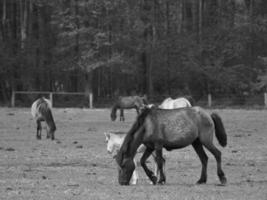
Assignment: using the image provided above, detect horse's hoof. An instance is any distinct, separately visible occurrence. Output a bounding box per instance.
[151,175,157,185]
[219,176,227,185]
[157,180,166,185]
[196,179,206,184]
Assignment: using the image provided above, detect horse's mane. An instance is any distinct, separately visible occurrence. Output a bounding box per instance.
[116,107,151,166]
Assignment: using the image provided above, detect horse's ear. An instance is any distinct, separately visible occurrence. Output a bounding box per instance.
[104,132,110,140]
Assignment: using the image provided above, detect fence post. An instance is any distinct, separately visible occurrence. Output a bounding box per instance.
[49,92,53,108]
[264,93,267,108]
[89,92,93,109]
[208,93,212,107]
[11,91,15,107]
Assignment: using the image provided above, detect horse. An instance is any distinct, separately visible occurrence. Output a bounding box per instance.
[31,97,56,140]
[116,106,227,186]
[110,95,148,121]
[104,131,165,185]
[158,97,193,109]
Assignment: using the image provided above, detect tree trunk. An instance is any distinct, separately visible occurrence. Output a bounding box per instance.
[20,0,27,49]
[198,0,203,42]
[74,0,80,92]
[166,0,171,95]
[141,0,154,96]
[249,0,254,69]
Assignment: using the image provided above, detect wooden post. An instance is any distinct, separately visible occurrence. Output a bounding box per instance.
[89,92,93,109]
[11,91,15,107]
[208,93,212,107]
[264,93,267,108]
[49,92,53,108]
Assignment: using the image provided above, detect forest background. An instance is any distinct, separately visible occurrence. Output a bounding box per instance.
[1,0,267,107]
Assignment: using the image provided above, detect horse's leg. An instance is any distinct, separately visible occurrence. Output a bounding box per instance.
[36,119,42,140]
[46,124,50,139]
[152,151,166,179]
[51,131,55,140]
[120,109,124,121]
[140,147,157,185]
[130,158,138,185]
[155,149,166,184]
[192,139,208,184]
[202,142,227,185]
[152,151,158,177]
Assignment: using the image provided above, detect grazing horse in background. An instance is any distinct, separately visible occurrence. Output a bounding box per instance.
[31,97,56,140]
[104,131,165,185]
[116,106,227,185]
[110,96,148,121]
[159,97,193,109]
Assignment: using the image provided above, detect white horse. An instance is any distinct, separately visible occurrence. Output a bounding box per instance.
[31,97,56,140]
[159,97,192,109]
[104,131,164,185]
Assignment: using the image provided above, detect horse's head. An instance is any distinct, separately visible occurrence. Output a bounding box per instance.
[116,109,150,185]
[47,124,56,140]
[105,132,126,158]
[105,132,115,153]
[49,125,56,134]
[117,156,135,185]
[115,134,135,185]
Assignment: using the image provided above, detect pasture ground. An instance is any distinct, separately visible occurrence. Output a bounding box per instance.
[0,108,266,200]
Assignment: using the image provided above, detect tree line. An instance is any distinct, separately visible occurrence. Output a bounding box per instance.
[0,0,267,105]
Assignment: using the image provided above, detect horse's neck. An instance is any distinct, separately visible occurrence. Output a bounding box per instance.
[124,126,145,158]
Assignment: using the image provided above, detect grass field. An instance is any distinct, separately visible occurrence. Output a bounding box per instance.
[0,108,266,200]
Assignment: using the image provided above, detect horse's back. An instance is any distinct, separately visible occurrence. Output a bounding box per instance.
[31,97,52,119]
[118,96,145,108]
[159,98,172,109]
[143,107,213,149]
[173,97,191,108]
[143,108,198,147]
[159,97,191,109]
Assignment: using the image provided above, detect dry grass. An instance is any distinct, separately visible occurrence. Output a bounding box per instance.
[0,108,266,200]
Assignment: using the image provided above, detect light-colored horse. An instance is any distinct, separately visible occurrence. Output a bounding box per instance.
[104,131,162,185]
[31,97,56,140]
[159,97,192,109]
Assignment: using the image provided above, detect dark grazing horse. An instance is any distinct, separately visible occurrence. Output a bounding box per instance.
[116,106,227,185]
[31,97,56,140]
[110,95,148,121]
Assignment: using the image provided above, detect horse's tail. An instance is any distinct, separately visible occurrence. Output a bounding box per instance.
[211,112,227,147]
[38,100,56,132]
